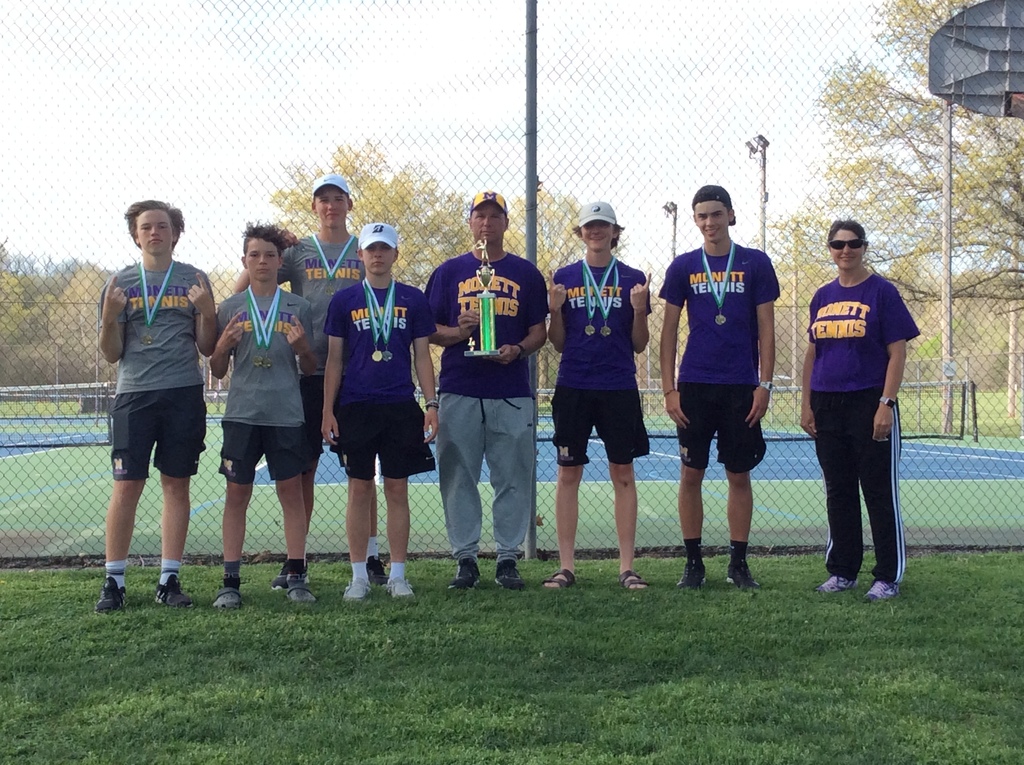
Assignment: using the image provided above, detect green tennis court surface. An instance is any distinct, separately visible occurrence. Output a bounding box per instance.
[3,430,1023,558]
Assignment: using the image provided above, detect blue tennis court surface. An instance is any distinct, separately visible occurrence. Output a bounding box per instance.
[245,436,1024,487]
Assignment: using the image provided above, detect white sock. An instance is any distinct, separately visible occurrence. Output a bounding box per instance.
[389,561,406,581]
[159,559,181,586]
[105,560,127,589]
[367,536,379,558]
[352,562,368,581]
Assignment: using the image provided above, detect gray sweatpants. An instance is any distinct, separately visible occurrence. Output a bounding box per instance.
[436,392,535,563]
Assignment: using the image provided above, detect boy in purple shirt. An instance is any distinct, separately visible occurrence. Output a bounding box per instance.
[425,191,548,590]
[545,201,651,589]
[659,185,780,590]
[322,223,438,600]
[800,220,919,601]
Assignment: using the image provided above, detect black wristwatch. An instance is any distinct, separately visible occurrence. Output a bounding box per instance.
[879,397,896,408]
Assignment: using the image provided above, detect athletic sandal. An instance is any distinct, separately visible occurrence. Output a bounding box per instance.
[542,569,576,588]
[618,570,648,590]
[212,587,242,609]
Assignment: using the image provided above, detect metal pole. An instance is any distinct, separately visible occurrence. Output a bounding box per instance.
[941,100,954,433]
[759,146,768,252]
[524,0,538,560]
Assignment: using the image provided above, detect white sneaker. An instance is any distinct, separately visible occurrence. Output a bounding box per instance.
[343,578,371,602]
[386,578,415,599]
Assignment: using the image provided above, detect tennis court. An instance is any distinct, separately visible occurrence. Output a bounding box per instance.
[3,415,1023,559]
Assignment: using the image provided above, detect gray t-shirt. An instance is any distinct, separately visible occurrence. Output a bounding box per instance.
[100,260,209,395]
[279,235,363,374]
[217,290,313,427]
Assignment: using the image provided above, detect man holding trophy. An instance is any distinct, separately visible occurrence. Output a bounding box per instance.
[425,191,548,590]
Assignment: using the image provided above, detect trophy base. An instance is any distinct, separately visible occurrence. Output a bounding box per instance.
[465,349,502,357]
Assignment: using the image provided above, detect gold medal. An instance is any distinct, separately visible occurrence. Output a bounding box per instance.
[715,314,727,326]
[253,356,264,368]
[584,325,596,336]
[372,350,383,362]
[141,334,153,345]
[600,326,611,337]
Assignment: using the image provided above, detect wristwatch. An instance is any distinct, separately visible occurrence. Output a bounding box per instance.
[758,381,774,392]
[879,397,896,408]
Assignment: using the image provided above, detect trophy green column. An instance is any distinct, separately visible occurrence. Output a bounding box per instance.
[465,239,502,357]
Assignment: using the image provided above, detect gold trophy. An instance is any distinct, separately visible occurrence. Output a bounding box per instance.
[465,239,501,357]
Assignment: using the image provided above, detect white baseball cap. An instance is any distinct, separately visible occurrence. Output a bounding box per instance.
[579,201,617,226]
[358,222,399,250]
[312,173,351,196]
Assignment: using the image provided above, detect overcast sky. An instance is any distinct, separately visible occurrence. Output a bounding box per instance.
[1,0,884,278]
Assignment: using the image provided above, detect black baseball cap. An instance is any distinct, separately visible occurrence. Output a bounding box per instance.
[691,185,736,225]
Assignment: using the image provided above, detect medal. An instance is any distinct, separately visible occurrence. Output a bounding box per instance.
[701,242,736,329]
[581,257,619,339]
[246,286,282,371]
[363,278,397,366]
[311,234,356,280]
[138,262,176,340]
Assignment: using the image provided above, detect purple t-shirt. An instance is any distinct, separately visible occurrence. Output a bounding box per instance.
[659,243,780,385]
[425,251,548,399]
[807,274,920,392]
[323,281,435,405]
[553,259,651,390]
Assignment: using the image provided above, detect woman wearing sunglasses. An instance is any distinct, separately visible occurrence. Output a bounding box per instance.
[799,220,919,601]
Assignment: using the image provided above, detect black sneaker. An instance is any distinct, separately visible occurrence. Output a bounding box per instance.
[270,564,289,590]
[727,561,760,590]
[448,557,480,589]
[155,574,194,607]
[95,576,125,613]
[495,559,525,590]
[366,556,388,586]
[677,562,706,590]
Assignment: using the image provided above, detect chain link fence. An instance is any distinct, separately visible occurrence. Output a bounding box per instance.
[2,0,1023,561]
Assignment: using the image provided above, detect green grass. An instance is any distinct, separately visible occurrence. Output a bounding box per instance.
[1,554,1022,764]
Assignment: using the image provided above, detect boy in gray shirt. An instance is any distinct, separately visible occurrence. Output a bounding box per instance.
[95,200,217,612]
[211,223,318,607]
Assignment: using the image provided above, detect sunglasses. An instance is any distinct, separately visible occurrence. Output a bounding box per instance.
[828,238,865,250]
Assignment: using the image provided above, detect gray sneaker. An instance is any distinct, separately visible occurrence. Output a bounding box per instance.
[272,568,308,590]
[386,578,415,598]
[155,574,193,607]
[212,587,242,609]
[816,575,858,593]
[343,578,371,602]
[286,577,316,603]
[865,580,899,601]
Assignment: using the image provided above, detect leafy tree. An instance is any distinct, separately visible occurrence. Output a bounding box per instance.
[270,142,466,289]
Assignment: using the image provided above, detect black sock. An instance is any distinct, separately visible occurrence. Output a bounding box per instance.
[684,538,703,566]
[729,540,748,566]
[286,558,306,577]
[223,560,241,589]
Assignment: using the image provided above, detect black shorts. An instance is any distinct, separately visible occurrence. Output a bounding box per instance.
[300,375,326,469]
[110,385,206,480]
[332,400,436,481]
[552,386,650,466]
[676,382,765,473]
[219,421,307,484]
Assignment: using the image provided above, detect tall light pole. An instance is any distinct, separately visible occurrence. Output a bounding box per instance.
[663,201,678,258]
[745,134,769,252]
